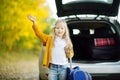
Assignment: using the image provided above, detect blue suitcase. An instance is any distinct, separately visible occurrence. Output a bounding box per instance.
[66,66,92,80]
[66,56,92,80]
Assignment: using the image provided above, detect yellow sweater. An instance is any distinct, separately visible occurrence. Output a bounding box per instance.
[32,24,74,67]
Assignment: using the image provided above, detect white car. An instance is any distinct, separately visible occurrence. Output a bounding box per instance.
[39,0,120,80]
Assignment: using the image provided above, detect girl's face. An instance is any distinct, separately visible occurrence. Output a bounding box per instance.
[54,22,66,38]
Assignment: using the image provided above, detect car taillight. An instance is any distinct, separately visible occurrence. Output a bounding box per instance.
[94,38,115,47]
[109,38,115,45]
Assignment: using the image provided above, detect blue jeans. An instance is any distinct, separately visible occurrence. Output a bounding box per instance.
[48,63,67,80]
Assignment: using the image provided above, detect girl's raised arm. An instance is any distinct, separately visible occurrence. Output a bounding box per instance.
[27,15,36,25]
[27,15,51,43]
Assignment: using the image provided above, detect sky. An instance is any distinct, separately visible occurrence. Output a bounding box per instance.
[46,0,58,18]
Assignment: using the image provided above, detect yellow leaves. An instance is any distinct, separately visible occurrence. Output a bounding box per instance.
[37,7,49,18]
[36,45,41,50]
[39,0,46,3]
[3,38,13,50]
[0,0,51,51]
[23,41,34,49]
[34,0,46,5]
[23,32,29,38]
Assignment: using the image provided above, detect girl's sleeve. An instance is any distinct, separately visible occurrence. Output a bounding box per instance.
[32,24,50,42]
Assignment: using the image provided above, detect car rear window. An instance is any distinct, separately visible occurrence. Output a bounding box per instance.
[69,22,116,36]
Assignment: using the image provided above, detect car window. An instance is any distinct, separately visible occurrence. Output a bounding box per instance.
[62,0,113,4]
[73,29,95,35]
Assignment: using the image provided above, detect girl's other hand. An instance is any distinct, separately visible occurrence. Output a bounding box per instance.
[64,45,70,54]
[27,15,36,24]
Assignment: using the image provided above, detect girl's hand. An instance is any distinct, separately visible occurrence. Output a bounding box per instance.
[64,45,70,54]
[27,15,36,24]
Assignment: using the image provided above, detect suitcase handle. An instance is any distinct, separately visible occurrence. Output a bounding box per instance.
[69,47,73,71]
[69,55,72,71]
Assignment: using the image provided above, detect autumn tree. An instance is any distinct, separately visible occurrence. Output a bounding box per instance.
[0,0,55,52]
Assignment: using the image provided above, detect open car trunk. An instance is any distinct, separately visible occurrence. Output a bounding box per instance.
[67,20,120,61]
[55,0,120,17]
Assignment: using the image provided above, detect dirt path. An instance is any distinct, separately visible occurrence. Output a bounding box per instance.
[0,59,39,80]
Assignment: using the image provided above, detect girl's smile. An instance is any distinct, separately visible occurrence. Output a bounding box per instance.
[55,23,65,38]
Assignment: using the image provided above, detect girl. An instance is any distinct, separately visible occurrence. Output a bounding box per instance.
[27,15,74,80]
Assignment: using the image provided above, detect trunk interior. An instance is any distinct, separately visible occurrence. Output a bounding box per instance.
[67,20,120,62]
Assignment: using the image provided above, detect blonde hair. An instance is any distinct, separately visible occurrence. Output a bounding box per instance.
[52,19,73,48]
